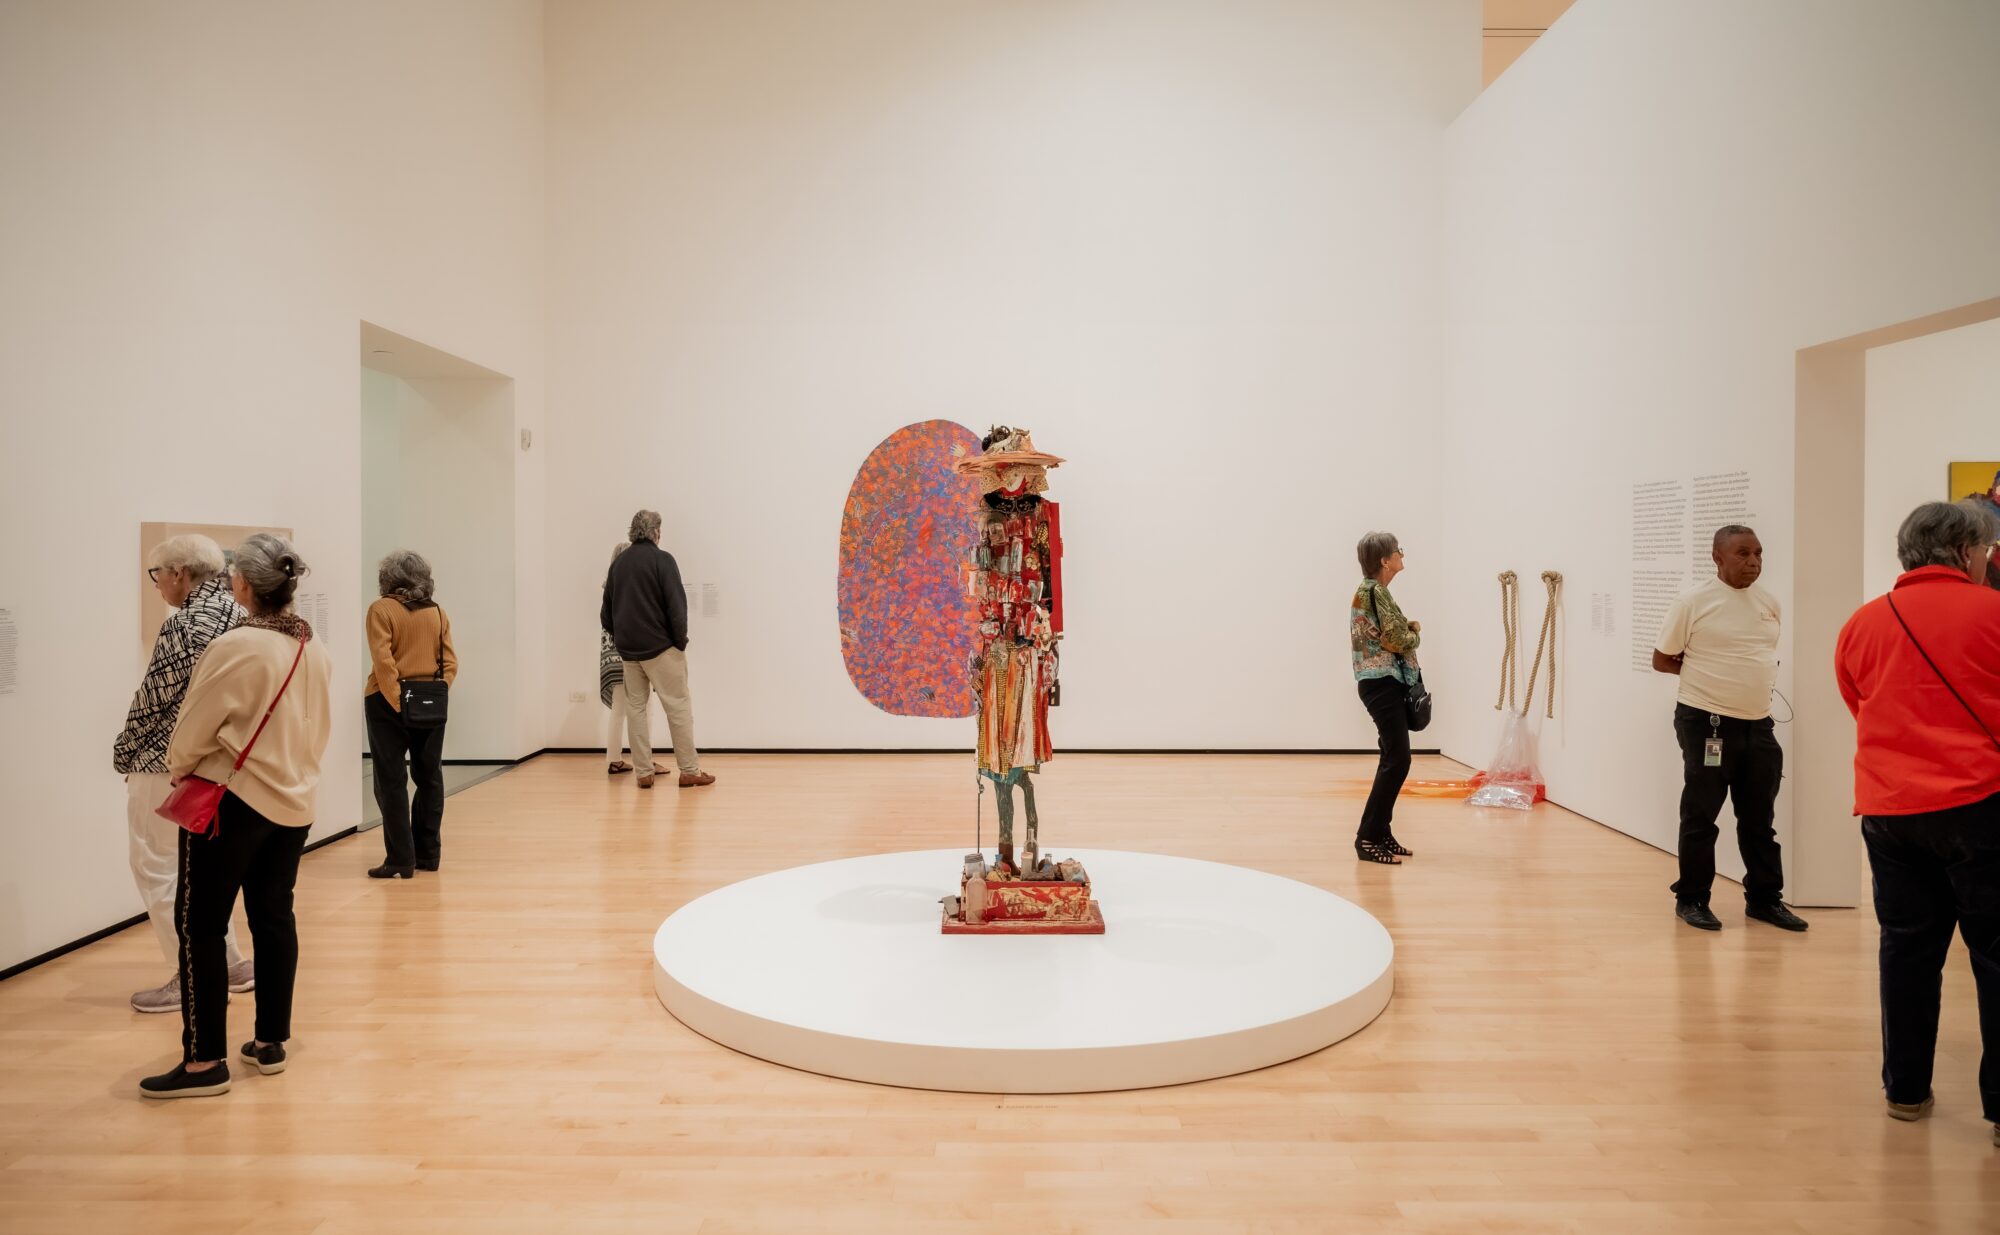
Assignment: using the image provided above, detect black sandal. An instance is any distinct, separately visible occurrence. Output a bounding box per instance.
[1383,837,1413,857]
[1354,839,1403,865]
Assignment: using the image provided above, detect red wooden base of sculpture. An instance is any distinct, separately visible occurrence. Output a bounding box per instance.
[941,902,1104,935]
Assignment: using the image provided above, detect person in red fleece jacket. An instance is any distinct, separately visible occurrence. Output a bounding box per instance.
[1835,501,2000,1146]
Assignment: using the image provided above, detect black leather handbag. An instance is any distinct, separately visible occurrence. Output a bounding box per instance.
[399,610,449,729]
[1402,666,1433,732]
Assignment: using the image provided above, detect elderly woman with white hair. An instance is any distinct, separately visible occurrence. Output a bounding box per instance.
[114,533,254,1013]
[364,549,458,878]
[140,534,332,1098]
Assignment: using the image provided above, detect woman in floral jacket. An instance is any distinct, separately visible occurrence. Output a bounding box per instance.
[1351,532,1421,864]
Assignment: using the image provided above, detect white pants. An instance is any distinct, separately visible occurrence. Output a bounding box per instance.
[606,698,627,764]
[127,772,244,970]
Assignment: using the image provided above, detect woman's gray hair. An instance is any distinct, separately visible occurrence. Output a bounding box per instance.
[610,542,628,568]
[232,533,308,614]
[629,509,662,544]
[1897,501,1987,571]
[1357,531,1401,579]
[1956,496,2000,544]
[377,550,436,606]
[148,533,226,583]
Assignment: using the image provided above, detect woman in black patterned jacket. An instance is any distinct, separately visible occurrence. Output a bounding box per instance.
[114,534,253,1013]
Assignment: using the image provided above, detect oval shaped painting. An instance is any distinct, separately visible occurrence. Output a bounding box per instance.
[838,420,983,717]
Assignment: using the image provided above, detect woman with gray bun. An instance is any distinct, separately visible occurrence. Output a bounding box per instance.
[139,534,332,1099]
[364,550,458,879]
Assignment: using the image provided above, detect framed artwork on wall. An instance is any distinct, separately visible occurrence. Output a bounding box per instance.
[1949,461,2000,508]
[1948,463,2000,590]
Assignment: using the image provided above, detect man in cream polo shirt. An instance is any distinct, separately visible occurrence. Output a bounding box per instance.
[1652,525,1808,933]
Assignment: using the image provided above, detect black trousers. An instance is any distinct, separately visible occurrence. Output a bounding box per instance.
[1864,792,2000,1122]
[177,792,307,1063]
[367,689,446,869]
[1670,703,1785,905]
[1357,676,1411,843]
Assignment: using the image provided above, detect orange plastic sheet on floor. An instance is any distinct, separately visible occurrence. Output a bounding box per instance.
[1401,779,1477,798]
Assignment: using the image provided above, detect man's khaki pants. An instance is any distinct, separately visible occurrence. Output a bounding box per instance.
[127,772,244,969]
[622,649,700,776]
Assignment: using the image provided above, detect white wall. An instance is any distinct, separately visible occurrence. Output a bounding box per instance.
[1434,0,2000,905]
[360,368,520,760]
[1864,318,2000,597]
[543,0,1478,750]
[0,0,547,970]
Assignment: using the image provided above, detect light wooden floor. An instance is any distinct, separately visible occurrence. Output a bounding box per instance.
[1,754,1992,1234]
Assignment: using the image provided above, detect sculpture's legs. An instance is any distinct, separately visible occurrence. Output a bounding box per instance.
[1019,772,1040,871]
[986,771,1016,868]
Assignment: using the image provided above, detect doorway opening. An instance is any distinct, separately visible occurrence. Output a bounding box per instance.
[358,322,518,830]
[1791,295,2000,905]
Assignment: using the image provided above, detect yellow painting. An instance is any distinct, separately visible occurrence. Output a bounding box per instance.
[1949,461,2000,506]
[139,521,292,669]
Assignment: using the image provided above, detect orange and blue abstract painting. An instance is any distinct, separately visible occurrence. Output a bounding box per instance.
[839,420,983,717]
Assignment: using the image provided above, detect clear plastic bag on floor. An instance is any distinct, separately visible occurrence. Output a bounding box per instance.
[1468,712,1543,811]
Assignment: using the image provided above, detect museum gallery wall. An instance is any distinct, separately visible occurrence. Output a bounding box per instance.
[0,0,549,970]
[1863,318,2000,598]
[1429,0,2000,906]
[540,0,1474,751]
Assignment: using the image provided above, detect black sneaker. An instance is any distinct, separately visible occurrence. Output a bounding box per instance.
[238,1040,287,1075]
[139,1062,231,1099]
[368,864,414,879]
[1747,901,1809,932]
[1676,901,1722,931]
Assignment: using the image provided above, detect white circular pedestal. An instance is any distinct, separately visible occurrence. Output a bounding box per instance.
[652,849,1394,1093]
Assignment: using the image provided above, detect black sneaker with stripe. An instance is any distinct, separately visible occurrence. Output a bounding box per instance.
[238,1041,287,1075]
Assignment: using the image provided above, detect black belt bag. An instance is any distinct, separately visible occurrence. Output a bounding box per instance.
[1402,667,1433,732]
[399,609,449,729]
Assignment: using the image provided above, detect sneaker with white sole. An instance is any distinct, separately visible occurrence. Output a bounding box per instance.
[131,976,181,1014]
[133,964,253,1013]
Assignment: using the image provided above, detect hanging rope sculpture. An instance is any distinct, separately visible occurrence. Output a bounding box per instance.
[1494,570,1519,711]
[1519,570,1563,720]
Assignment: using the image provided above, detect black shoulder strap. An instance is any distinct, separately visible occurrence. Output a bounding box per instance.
[1886,592,2000,752]
[434,607,446,680]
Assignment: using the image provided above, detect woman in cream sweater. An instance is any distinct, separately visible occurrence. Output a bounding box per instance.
[140,534,332,1099]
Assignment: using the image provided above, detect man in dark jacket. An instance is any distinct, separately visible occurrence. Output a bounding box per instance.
[602,510,713,788]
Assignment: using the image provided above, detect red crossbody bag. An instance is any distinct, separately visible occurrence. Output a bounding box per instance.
[157,636,307,835]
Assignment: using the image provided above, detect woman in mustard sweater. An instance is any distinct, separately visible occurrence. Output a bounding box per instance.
[365,550,458,879]
[140,534,332,1099]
